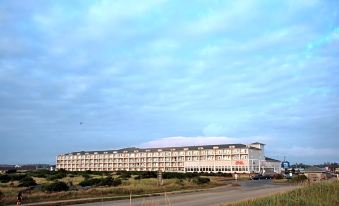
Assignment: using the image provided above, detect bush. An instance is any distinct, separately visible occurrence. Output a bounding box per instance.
[116,170,131,176]
[112,178,122,186]
[43,181,69,192]
[119,172,131,179]
[57,168,67,173]
[193,177,210,184]
[184,172,200,178]
[273,173,284,179]
[10,174,27,181]
[290,175,308,183]
[0,174,11,183]
[0,190,4,200]
[5,169,17,174]
[90,171,111,176]
[46,173,67,181]
[27,170,53,178]
[161,172,201,179]
[80,177,122,187]
[98,177,114,186]
[163,172,186,179]
[79,178,102,187]
[134,171,157,179]
[18,177,37,187]
[82,173,91,179]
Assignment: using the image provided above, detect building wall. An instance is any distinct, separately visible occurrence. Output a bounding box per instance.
[263,161,281,173]
[248,149,265,173]
[56,144,268,173]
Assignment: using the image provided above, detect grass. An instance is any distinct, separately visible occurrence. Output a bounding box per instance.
[60,175,84,185]
[0,174,226,205]
[224,181,339,206]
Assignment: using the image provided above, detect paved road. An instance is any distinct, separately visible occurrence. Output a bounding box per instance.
[72,180,297,206]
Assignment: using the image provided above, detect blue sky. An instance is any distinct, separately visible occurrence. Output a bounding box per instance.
[0,0,338,164]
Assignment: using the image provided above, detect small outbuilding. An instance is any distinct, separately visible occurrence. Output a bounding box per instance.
[262,157,281,174]
[304,166,327,182]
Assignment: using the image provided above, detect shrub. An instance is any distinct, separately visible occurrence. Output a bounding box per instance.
[163,172,186,179]
[116,170,130,176]
[90,171,111,176]
[272,173,284,179]
[18,177,37,187]
[112,178,122,186]
[79,178,101,187]
[140,171,157,179]
[46,173,67,181]
[184,172,200,178]
[0,174,11,183]
[26,170,52,178]
[134,171,157,179]
[0,190,4,200]
[193,177,210,184]
[119,172,131,179]
[10,174,27,181]
[5,169,17,174]
[162,172,201,179]
[43,181,69,192]
[80,177,123,187]
[82,173,91,179]
[98,177,114,186]
[290,174,308,183]
[57,168,67,173]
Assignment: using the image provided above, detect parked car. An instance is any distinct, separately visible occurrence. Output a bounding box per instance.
[251,174,273,180]
[282,173,293,179]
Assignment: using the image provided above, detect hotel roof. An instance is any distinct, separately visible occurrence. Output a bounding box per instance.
[265,157,281,162]
[62,143,261,155]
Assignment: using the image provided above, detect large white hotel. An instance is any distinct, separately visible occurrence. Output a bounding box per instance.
[56,142,281,173]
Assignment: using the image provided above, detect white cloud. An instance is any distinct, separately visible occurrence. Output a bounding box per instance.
[139,136,268,148]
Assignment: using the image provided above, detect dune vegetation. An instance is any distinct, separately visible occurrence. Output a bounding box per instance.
[225,181,339,206]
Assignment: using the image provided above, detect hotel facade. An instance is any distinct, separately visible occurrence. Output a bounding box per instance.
[56,142,281,174]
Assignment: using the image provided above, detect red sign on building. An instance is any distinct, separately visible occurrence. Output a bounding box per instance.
[235,160,244,165]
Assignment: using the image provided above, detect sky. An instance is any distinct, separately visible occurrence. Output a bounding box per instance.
[0,0,338,165]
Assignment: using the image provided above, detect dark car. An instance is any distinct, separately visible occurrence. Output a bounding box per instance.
[251,174,273,180]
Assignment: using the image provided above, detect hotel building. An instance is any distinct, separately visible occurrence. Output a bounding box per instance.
[56,142,281,173]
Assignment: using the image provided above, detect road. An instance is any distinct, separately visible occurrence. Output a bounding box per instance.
[72,180,297,206]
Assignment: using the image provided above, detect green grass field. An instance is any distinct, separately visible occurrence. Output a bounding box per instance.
[225,181,339,206]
